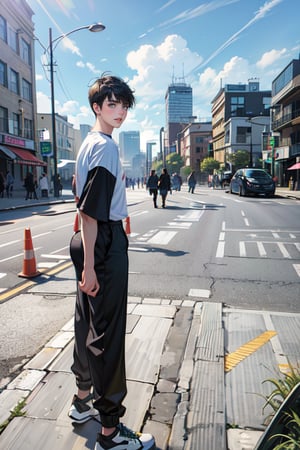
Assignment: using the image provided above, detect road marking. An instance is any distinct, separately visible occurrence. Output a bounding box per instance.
[0,252,23,263]
[147,231,177,245]
[188,288,210,298]
[263,313,290,373]
[0,273,6,279]
[277,242,291,258]
[216,241,225,258]
[219,232,225,241]
[0,240,20,248]
[40,254,70,260]
[257,241,267,257]
[225,331,277,372]
[239,241,246,257]
[293,264,300,277]
[244,218,250,227]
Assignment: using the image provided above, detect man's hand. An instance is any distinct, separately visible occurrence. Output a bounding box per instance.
[79,268,100,297]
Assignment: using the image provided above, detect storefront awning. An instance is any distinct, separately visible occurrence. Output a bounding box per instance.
[0,145,17,160]
[7,147,47,167]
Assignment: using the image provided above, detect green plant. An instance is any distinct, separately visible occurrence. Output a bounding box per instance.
[260,362,300,448]
[0,398,26,434]
[271,410,300,449]
[262,362,300,415]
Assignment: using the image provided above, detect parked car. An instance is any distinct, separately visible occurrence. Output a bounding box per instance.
[220,171,233,188]
[230,168,275,197]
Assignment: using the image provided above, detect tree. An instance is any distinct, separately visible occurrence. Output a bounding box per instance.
[201,157,220,174]
[227,150,250,170]
[165,153,184,174]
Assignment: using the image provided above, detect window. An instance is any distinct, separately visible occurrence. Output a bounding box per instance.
[0,16,7,42]
[21,39,31,65]
[196,136,204,143]
[9,69,19,94]
[230,96,245,116]
[196,146,201,153]
[22,78,32,102]
[24,118,33,139]
[8,26,17,52]
[0,60,7,87]
[0,106,8,132]
[12,112,20,135]
[236,126,247,143]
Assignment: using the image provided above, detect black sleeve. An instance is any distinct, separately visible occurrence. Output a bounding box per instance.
[77,166,116,221]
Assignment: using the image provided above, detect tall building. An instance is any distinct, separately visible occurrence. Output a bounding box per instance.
[271,57,300,186]
[0,0,45,189]
[165,80,193,154]
[119,130,140,165]
[211,79,271,168]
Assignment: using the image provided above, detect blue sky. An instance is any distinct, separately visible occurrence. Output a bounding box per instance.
[27,0,300,153]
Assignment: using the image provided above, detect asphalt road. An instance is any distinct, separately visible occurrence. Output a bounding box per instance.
[0,186,299,383]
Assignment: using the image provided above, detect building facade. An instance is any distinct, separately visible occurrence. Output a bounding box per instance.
[211,79,271,169]
[165,81,193,154]
[0,0,46,190]
[271,57,300,187]
[37,112,81,187]
[178,121,212,182]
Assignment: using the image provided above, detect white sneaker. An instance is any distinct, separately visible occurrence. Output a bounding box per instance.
[94,423,156,449]
[68,394,99,424]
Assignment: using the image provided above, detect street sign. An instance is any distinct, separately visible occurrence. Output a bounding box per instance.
[40,141,52,157]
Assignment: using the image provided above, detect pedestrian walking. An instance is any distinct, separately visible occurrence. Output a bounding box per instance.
[146,169,159,208]
[39,173,49,197]
[187,170,196,193]
[69,74,156,450]
[24,172,38,200]
[0,172,5,198]
[5,170,14,197]
[158,167,171,208]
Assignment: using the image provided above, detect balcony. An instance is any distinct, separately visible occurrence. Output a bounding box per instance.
[273,107,300,130]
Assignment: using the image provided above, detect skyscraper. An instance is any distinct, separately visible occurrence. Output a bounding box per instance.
[165,81,193,154]
[119,131,140,164]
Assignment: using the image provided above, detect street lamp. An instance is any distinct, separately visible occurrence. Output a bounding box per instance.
[49,23,105,196]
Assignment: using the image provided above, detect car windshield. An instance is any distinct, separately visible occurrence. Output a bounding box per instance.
[244,169,271,180]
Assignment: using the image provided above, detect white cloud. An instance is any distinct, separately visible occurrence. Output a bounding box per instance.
[127,35,202,99]
[76,60,85,68]
[36,74,43,81]
[256,48,287,69]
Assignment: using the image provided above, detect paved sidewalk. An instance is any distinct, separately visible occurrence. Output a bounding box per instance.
[0,267,300,449]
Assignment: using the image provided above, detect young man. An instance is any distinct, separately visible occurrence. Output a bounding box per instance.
[69,75,156,450]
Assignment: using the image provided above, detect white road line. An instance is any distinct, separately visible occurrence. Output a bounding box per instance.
[272,232,280,239]
[40,254,70,260]
[0,273,6,279]
[257,241,267,257]
[128,247,148,252]
[147,230,177,245]
[277,242,291,259]
[0,240,20,248]
[244,218,250,227]
[241,210,246,217]
[293,264,300,277]
[33,232,51,238]
[216,241,225,258]
[239,241,246,257]
[290,234,296,239]
[222,221,226,231]
[219,232,225,241]
[0,253,23,263]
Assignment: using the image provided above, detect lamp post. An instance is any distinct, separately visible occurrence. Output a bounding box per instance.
[49,23,105,196]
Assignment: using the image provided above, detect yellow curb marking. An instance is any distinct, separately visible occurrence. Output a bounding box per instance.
[0,261,73,303]
[225,330,277,372]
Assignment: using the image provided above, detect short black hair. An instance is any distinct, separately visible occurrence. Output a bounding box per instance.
[88,74,135,113]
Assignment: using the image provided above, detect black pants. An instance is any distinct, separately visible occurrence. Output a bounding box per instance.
[149,188,158,207]
[69,221,128,427]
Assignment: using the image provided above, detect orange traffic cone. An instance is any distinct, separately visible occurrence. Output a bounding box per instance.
[73,212,80,232]
[18,228,40,278]
[125,216,131,235]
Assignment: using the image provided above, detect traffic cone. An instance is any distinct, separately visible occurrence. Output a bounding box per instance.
[18,228,40,278]
[73,212,80,232]
[125,216,131,235]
